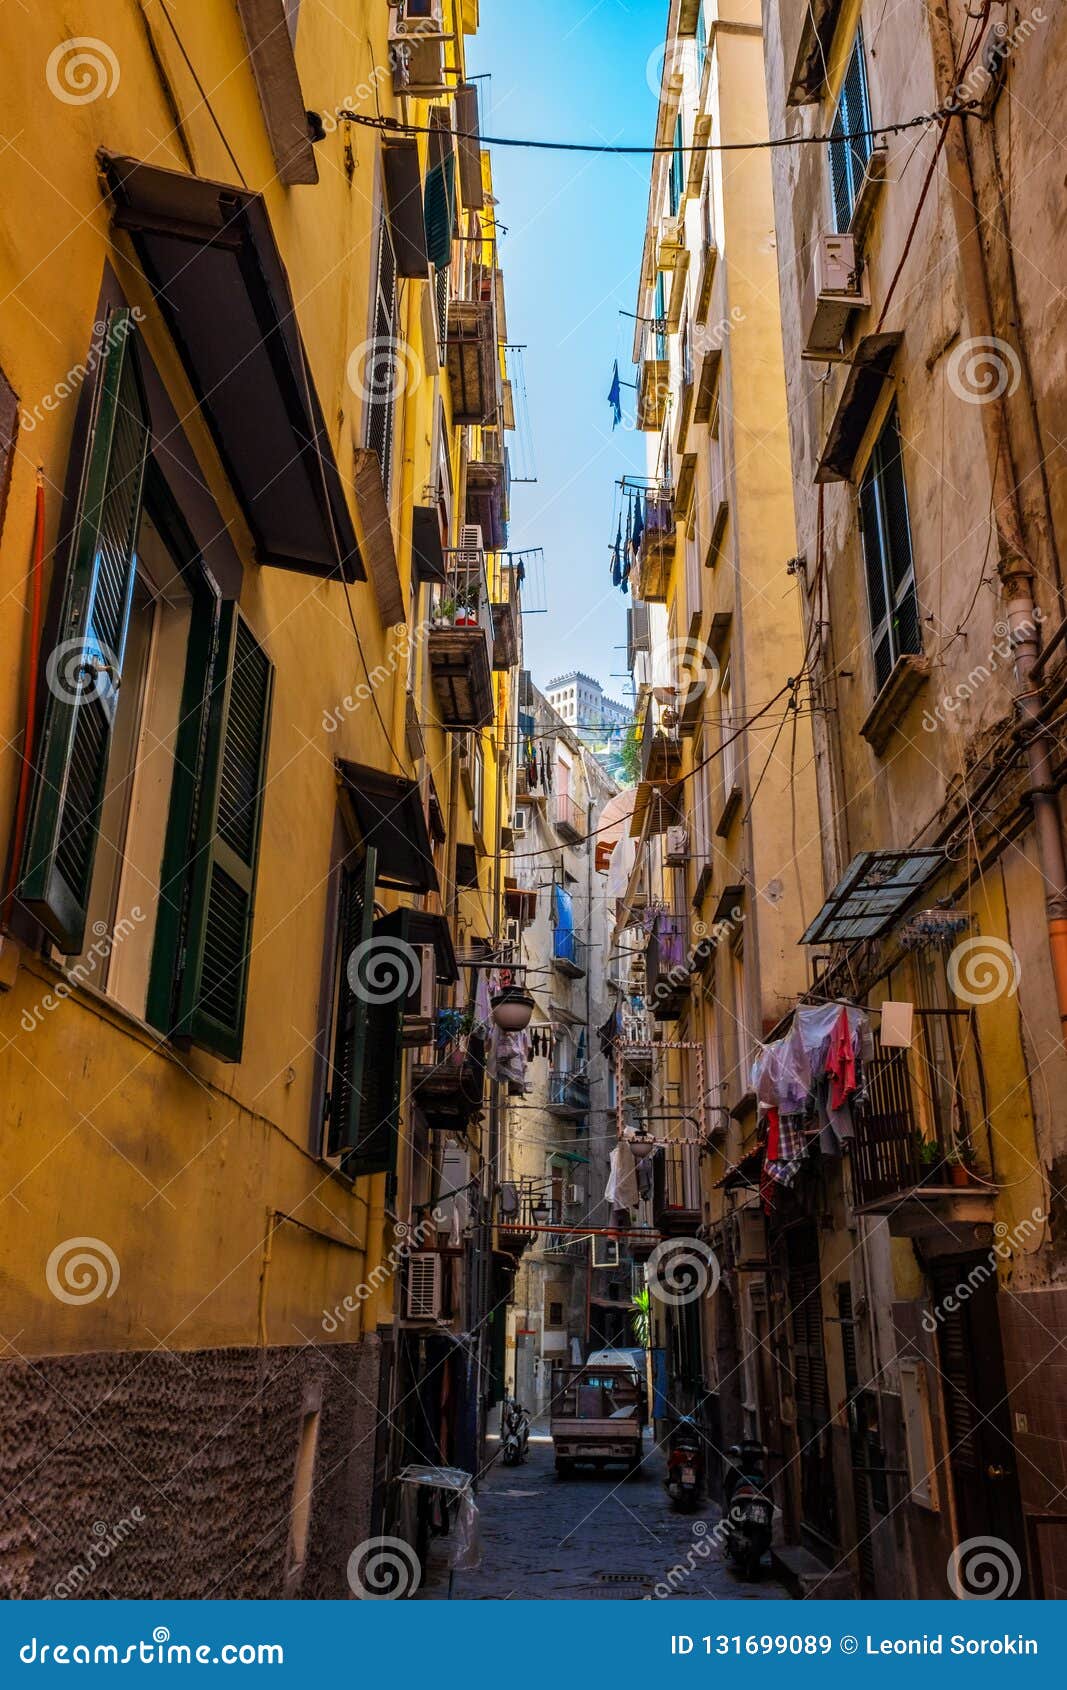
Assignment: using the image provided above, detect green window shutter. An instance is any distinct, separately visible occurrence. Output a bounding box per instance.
[424,146,456,271]
[327,846,377,1161]
[174,602,274,1061]
[19,308,150,952]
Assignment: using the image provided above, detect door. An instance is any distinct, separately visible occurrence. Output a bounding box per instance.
[931,1261,1029,1594]
[787,1224,838,1548]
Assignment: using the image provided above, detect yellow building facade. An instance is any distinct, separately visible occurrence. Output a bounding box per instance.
[0,0,519,1597]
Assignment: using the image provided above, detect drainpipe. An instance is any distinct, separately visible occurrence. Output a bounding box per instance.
[927,1,1067,1040]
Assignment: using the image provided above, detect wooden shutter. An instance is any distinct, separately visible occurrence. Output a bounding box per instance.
[829,101,852,233]
[423,146,457,272]
[173,603,273,1060]
[20,309,150,952]
[843,33,872,201]
[366,211,399,497]
[347,966,405,1177]
[327,848,377,1160]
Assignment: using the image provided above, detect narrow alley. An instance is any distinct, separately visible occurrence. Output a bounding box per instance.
[418,1433,789,1601]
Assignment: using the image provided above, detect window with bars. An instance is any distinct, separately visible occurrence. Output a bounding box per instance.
[828,28,873,232]
[366,207,399,497]
[859,404,921,695]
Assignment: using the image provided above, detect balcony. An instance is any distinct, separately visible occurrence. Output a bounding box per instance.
[552,928,588,979]
[466,443,510,550]
[550,792,585,842]
[640,701,682,783]
[632,489,676,603]
[412,1027,486,1129]
[652,1141,702,1236]
[850,1013,997,1238]
[637,354,670,431]
[548,1070,590,1116]
[427,546,494,729]
[491,559,521,671]
[446,278,499,425]
[646,907,690,1021]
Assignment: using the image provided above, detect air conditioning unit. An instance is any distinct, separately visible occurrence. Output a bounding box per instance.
[566,1183,585,1207]
[405,1252,443,1321]
[456,524,485,568]
[665,824,688,866]
[407,944,436,1018]
[735,1209,768,1269]
[504,916,522,948]
[801,232,870,359]
[657,214,685,270]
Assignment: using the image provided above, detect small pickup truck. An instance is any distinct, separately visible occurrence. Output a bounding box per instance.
[549,1363,646,1477]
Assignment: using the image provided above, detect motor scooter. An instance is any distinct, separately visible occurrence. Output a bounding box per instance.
[500,1396,530,1465]
[722,1441,773,1578]
[664,1416,704,1511]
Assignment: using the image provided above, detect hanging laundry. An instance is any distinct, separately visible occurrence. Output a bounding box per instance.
[622,496,633,590]
[827,1005,858,1110]
[607,360,622,428]
[632,487,645,555]
[610,514,623,587]
[606,1142,638,1212]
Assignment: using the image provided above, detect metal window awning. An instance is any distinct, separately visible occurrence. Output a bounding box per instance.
[374,906,458,985]
[412,503,448,584]
[337,761,438,895]
[800,849,946,945]
[815,334,902,484]
[383,139,430,278]
[103,154,362,581]
[550,1150,590,1166]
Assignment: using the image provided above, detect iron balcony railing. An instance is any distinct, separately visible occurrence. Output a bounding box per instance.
[429,547,493,641]
[552,927,588,974]
[548,1069,590,1112]
[550,792,585,840]
[850,1010,987,1208]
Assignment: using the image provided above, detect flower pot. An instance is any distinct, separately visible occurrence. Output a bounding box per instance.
[949,1162,972,1188]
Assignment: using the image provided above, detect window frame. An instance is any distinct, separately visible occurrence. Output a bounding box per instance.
[828,28,874,232]
[858,403,921,695]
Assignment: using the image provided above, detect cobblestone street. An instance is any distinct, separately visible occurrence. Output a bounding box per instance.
[418,1432,790,1601]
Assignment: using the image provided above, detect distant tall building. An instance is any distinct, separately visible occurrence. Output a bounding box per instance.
[543,672,632,781]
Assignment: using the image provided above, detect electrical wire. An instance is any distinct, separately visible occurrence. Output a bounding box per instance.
[335,104,985,156]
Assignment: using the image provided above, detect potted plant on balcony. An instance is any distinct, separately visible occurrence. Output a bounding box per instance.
[453,585,480,628]
[945,1143,979,1187]
[915,1134,944,1186]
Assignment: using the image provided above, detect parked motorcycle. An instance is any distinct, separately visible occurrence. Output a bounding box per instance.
[500,1396,530,1466]
[722,1441,774,1579]
[664,1416,705,1511]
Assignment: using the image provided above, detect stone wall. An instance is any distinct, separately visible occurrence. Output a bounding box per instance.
[0,1337,381,1599]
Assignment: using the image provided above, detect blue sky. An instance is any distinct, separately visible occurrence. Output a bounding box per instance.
[470,0,666,708]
